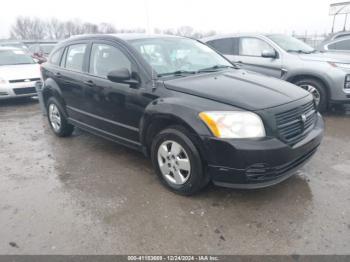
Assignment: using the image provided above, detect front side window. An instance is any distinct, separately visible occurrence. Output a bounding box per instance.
[64,44,87,72]
[328,39,350,51]
[267,34,314,53]
[207,38,237,55]
[239,38,274,56]
[49,48,63,66]
[89,44,131,78]
[0,49,35,66]
[129,37,232,75]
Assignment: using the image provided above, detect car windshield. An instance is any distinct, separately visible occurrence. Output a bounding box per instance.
[267,34,315,54]
[129,37,233,76]
[0,49,35,66]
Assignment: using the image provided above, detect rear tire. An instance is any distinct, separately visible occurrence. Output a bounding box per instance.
[46,97,74,137]
[293,78,328,112]
[151,125,209,195]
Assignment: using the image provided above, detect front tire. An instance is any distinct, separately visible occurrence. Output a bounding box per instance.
[294,78,328,112]
[151,126,209,195]
[46,97,74,137]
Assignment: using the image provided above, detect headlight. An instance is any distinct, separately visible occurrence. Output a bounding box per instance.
[329,62,350,70]
[0,77,7,85]
[199,111,266,138]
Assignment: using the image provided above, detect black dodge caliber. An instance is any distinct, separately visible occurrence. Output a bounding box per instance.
[41,34,324,195]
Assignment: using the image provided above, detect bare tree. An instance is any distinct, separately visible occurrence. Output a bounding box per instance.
[98,23,117,34]
[9,16,215,41]
[10,17,46,40]
[46,18,65,40]
[176,26,194,37]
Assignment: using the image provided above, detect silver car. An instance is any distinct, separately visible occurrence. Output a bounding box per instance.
[318,36,350,53]
[202,34,350,111]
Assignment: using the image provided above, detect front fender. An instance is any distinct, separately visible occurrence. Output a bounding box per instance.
[139,96,213,146]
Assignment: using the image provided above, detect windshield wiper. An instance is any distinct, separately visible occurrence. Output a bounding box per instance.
[157,70,196,77]
[286,49,315,54]
[197,64,236,73]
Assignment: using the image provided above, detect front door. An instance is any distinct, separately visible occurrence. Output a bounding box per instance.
[236,37,282,78]
[81,42,146,143]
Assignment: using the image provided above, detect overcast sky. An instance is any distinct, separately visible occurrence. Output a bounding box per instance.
[0,0,346,38]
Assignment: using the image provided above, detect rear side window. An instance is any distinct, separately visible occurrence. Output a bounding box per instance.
[207,38,238,55]
[64,44,87,72]
[49,48,63,66]
[89,43,131,78]
[239,37,274,56]
[328,39,350,51]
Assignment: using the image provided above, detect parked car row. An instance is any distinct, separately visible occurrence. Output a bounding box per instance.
[0,40,57,63]
[40,34,324,195]
[4,32,350,194]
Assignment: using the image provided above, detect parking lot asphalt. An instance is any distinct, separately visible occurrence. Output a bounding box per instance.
[0,98,349,255]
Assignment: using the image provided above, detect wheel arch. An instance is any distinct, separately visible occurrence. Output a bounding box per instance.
[42,78,68,116]
[286,74,330,99]
[139,101,210,161]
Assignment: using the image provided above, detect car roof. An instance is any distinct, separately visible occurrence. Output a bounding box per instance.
[67,33,184,42]
[0,46,24,51]
[324,31,350,42]
[201,33,270,42]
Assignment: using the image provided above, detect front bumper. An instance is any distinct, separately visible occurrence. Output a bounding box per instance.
[202,113,324,189]
[0,82,38,99]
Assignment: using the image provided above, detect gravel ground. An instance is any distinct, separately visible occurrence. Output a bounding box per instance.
[0,98,349,255]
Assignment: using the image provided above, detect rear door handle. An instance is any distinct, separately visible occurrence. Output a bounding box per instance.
[54,72,62,78]
[84,80,96,87]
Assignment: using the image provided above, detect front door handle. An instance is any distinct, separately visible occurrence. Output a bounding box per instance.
[54,72,62,78]
[84,80,96,87]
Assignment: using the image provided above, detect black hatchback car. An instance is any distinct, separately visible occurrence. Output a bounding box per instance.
[41,34,324,195]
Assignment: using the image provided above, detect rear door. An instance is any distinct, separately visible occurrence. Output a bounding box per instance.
[57,42,91,116]
[237,37,282,78]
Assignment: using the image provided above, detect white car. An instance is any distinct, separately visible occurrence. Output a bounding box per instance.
[0,47,41,99]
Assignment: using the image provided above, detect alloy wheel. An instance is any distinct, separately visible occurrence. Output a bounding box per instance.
[300,84,321,107]
[157,140,191,185]
[48,103,61,132]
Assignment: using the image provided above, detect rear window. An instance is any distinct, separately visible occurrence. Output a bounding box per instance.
[64,44,87,72]
[207,38,238,55]
[328,39,350,51]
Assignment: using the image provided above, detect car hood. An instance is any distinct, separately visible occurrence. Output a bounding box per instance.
[298,52,350,63]
[0,64,41,81]
[163,69,309,111]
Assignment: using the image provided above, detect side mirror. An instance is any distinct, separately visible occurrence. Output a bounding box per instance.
[261,50,277,58]
[107,68,139,87]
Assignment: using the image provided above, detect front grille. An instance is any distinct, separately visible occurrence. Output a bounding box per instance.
[9,78,41,83]
[246,146,318,182]
[13,87,36,95]
[276,100,316,146]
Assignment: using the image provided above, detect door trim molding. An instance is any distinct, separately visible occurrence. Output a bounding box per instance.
[68,117,142,146]
[66,105,139,132]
